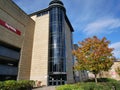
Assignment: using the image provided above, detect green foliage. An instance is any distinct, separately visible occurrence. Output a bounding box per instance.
[99,78,117,82]
[3,80,18,90]
[73,36,115,83]
[0,81,3,89]
[56,84,83,90]
[17,80,35,89]
[79,82,111,90]
[86,78,117,82]
[0,80,35,90]
[56,80,120,90]
[113,81,120,90]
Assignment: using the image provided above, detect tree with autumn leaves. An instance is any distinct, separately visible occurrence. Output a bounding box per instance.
[73,36,115,83]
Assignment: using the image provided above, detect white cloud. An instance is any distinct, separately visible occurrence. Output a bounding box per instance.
[83,18,120,35]
[110,42,120,58]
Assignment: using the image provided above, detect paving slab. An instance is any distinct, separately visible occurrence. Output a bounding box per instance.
[32,86,56,90]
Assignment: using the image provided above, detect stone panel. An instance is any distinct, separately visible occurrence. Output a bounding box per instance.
[30,14,49,85]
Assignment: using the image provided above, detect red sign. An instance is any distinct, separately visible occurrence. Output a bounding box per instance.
[0,19,21,35]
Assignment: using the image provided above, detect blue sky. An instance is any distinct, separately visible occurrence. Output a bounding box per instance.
[13,0,120,59]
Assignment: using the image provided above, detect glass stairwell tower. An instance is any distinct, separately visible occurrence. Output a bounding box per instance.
[48,0,67,85]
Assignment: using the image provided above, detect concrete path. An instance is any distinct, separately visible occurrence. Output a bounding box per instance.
[32,86,56,90]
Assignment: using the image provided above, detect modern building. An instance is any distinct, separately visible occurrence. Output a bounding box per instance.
[0,0,35,81]
[0,0,74,86]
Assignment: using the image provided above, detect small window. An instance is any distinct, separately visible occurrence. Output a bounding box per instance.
[37,11,48,17]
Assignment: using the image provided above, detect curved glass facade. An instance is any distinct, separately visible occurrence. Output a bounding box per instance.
[49,7,66,72]
[48,6,66,85]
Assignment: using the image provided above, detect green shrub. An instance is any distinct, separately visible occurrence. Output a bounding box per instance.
[0,81,4,89]
[85,78,117,82]
[113,81,120,90]
[98,78,117,82]
[56,79,120,90]
[3,80,18,90]
[17,80,35,90]
[105,81,120,90]
[80,82,95,90]
[0,80,35,90]
[79,82,111,90]
[56,84,83,90]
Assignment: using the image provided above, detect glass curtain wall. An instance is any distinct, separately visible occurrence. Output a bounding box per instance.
[48,7,66,85]
[0,45,20,81]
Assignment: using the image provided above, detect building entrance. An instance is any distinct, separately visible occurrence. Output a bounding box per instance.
[48,74,66,86]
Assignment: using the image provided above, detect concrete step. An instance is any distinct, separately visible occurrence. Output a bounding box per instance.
[32,86,56,90]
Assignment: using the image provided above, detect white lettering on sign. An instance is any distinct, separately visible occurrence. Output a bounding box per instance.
[5,23,17,32]
[0,19,21,35]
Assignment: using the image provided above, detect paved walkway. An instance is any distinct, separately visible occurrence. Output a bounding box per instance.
[32,86,56,90]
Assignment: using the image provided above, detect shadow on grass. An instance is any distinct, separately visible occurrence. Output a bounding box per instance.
[85,78,118,82]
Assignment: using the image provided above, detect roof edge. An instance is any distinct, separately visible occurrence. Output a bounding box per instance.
[29,7,74,32]
[65,15,74,32]
[29,8,49,16]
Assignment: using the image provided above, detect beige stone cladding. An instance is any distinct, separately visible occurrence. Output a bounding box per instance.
[30,14,49,85]
[88,61,120,81]
[0,0,25,48]
[99,61,120,80]
[18,19,35,80]
[65,21,74,84]
[0,0,35,80]
[109,61,120,80]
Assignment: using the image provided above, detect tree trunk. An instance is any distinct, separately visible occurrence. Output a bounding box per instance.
[94,74,97,83]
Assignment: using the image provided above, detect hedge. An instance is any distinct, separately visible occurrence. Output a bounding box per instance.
[0,80,35,90]
[56,84,83,90]
[56,79,120,90]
